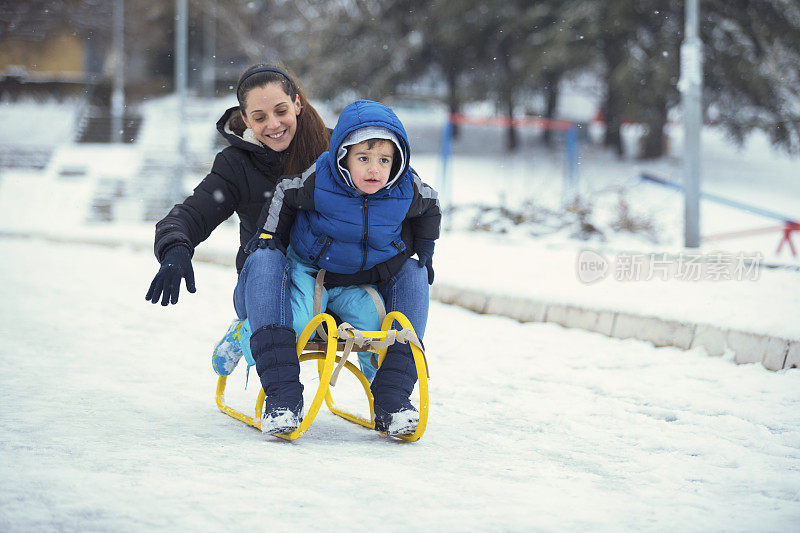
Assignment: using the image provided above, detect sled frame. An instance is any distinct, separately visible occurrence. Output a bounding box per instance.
[215,311,429,442]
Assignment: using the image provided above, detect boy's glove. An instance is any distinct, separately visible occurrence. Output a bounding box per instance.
[244,231,285,254]
[145,244,196,306]
[414,238,435,285]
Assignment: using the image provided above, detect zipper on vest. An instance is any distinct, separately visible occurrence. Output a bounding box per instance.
[360,196,369,271]
[312,236,332,266]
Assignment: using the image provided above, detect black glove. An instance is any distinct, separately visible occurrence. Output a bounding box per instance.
[244,231,285,254]
[414,238,435,285]
[145,244,196,306]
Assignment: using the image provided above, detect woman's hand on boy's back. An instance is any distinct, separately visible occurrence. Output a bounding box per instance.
[244,231,286,255]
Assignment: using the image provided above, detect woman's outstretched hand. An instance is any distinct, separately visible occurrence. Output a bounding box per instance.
[145,244,196,306]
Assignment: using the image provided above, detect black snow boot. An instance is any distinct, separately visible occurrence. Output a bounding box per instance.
[370,342,419,435]
[251,325,303,434]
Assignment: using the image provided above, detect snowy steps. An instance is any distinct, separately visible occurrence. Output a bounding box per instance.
[431,285,799,372]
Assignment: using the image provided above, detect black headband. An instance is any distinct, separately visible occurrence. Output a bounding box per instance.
[236,66,296,98]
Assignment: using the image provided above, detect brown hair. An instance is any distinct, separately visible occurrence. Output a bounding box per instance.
[364,138,395,151]
[234,63,330,175]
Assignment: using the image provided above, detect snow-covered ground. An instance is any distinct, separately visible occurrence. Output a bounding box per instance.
[1,238,799,531]
[1,95,799,530]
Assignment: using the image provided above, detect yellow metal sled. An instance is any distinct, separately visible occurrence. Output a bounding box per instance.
[215,311,429,442]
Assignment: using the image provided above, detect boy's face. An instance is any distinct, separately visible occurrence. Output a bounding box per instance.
[345,140,395,194]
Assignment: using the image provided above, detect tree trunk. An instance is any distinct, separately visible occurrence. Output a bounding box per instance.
[601,38,625,158]
[639,99,668,159]
[497,40,518,152]
[505,95,518,151]
[446,69,461,140]
[603,90,624,157]
[542,70,561,147]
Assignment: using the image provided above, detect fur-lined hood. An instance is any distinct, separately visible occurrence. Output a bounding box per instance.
[322,100,411,193]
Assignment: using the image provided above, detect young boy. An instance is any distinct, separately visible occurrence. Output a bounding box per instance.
[215,99,440,436]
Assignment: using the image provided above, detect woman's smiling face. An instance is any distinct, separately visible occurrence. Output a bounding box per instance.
[241,82,301,152]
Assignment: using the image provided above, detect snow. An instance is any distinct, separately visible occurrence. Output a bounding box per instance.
[385,409,419,436]
[433,232,800,339]
[0,99,79,148]
[1,96,799,530]
[2,110,797,339]
[260,407,303,435]
[1,238,799,530]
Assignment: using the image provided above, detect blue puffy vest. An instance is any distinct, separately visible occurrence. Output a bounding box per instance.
[289,100,414,274]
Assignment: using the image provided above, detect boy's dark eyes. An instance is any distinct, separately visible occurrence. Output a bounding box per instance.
[357,156,392,164]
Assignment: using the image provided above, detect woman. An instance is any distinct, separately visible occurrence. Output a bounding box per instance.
[145,65,430,435]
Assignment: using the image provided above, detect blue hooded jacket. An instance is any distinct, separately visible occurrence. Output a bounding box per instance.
[260,100,440,275]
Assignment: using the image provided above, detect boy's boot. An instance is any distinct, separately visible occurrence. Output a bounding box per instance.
[370,342,419,436]
[212,318,245,376]
[251,325,304,435]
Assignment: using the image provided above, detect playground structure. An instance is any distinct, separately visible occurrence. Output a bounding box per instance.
[215,311,429,442]
[438,113,581,210]
[640,172,800,258]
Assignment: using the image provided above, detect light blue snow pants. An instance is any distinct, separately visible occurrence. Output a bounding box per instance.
[237,248,383,382]
[286,248,382,381]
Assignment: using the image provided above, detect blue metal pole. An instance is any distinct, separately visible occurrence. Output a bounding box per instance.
[639,172,798,224]
[439,118,454,227]
[563,123,579,206]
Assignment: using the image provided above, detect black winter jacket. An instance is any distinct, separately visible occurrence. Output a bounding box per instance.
[153,106,416,285]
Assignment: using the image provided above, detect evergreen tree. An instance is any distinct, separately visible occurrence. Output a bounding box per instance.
[277,0,426,102]
[530,5,597,146]
[702,0,800,153]
[624,2,682,159]
[563,0,800,158]
[417,0,497,139]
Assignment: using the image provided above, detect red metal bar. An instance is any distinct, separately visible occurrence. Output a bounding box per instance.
[702,225,785,242]
[776,222,800,258]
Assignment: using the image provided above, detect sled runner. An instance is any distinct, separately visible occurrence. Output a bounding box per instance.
[215,311,429,442]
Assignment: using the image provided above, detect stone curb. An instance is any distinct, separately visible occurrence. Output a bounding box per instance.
[3,231,796,371]
[430,284,799,372]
